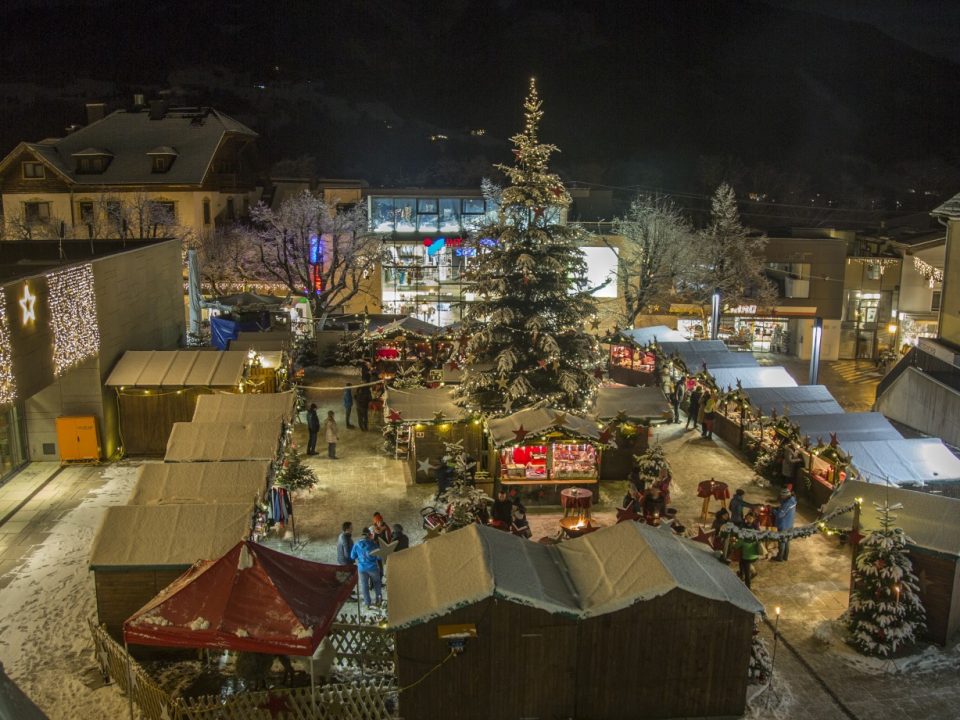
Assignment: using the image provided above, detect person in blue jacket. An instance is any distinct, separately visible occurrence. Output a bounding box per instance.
[772,486,797,562]
[350,527,382,607]
[343,383,355,429]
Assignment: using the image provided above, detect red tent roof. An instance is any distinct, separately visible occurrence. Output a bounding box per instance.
[123,541,357,656]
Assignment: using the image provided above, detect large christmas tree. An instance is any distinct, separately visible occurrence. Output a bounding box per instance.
[844,501,926,657]
[456,79,601,415]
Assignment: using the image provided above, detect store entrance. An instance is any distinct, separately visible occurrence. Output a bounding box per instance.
[733,318,790,353]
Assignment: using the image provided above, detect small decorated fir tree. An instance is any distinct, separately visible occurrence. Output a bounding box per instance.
[438,439,488,531]
[844,501,926,657]
[389,363,424,390]
[633,444,670,486]
[274,444,318,491]
[455,79,602,415]
[747,621,773,685]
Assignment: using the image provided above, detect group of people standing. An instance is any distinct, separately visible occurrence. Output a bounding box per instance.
[304,380,376,459]
[667,376,718,440]
[336,512,410,608]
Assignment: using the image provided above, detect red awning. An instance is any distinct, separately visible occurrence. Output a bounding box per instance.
[123,541,357,656]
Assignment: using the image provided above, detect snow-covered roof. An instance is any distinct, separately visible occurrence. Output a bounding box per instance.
[126,461,271,505]
[382,387,468,423]
[387,523,762,629]
[658,341,758,372]
[708,366,798,390]
[365,316,441,339]
[164,421,283,462]
[89,503,252,569]
[743,385,843,417]
[792,412,902,444]
[931,192,960,219]
[824,481,960,558]
[593,384,672,421]
[841,439,960,487]
[105,350,247,388]
[192,391,296,423]
[616,326,686,346]
[486,407,601,447]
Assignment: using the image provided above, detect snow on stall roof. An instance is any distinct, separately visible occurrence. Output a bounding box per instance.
[387,523,762,629]
[594,384,672,421]
[104,350,248,387]
[192,391,297,423]
[617,326,687,346]
[89,503,252,569]
[164,421,282,461]
[743,385,843,417]
[825,481,960,558]
[708,366,798,390]
[840,438,960,486]
[126,461,271,505]
[486,407,601,447]
[382,387,467,423]
[791,412,901,444]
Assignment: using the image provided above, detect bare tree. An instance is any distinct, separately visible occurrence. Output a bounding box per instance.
[246,190,384,327]
[193,223,264,296]
[612,193,695,326]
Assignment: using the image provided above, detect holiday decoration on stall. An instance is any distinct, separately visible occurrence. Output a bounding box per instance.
[844,501,926,657]
[0,300,15,404]
[747,620,773,685]
[46,264,101,376]
[438,439,490,532]
[720,501,858,542]
[455,78,602,415]
[390,363,424,390]
[273,443,318,491]
[633,444,671,486]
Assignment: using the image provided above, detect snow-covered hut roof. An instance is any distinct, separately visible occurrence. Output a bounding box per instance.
[593,385,672,421]
[743,385,843,417]
[382,387,468,423]
[840,439,960,487]
[791,412,901,444]
[931,192,960,219]
[164,421,283,462]
[658,341,758,372]
[708,366,798,391]
[365,316,441,339]
[192,391,296,423]
[89,503,252,569]
[387,523,762,629]
[105,350,247,388]
[126,461,271,505]
[486,408,601,447]
[616,326,686,346]
[824,481,960,558]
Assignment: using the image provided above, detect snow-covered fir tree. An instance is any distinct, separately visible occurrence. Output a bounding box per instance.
[844,501,926,657]
[634,444,670,486]
[438,439,489,531]
[274,443,318,491]
[747,621,773,685]
[389,363,423,390]
[455,79,602,415]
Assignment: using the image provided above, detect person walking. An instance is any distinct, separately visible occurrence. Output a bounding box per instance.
[733,534,762,589]
[343,383,355,428]
[772,487,797,561]
[306,403,321,455]
[323,410,339,459]
[669,378,684,424]
[701,391,717,440]
[350,528,382,608]
[355,383,373,431]
[686,386,702,431]
[336,522,354,565]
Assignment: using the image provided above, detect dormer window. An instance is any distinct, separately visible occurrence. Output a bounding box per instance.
[147,146,178,174]
[22,161,45,179]
[72,148,112,174]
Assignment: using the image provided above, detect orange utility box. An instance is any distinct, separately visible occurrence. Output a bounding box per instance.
[55,416,101,463]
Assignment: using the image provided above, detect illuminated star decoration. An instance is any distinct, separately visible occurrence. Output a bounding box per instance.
[512,425,529,443]
[417,458,437,475]
[597,426,613,445]
[691,526,715,547]
[372,537,400,560]
[387,409,403,423]
[19,284,36,324]
[590,317,601,330]
[616,507,640,524]
[257,692,292,719]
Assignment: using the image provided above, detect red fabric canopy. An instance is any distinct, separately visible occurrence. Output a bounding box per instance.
[123,541,357,656]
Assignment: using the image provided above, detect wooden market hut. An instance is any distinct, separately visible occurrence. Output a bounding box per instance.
[388,522,763,720]
[192,390,297,424]
[606,326,685,386]
[486,407,604,503]
[658,339,758,376]
[382,387,478,484]
[104,350,250,455]
[89,503,254,639]
[594,385,673,479]
[125,461,272,506]
[743,385,844,418]
[164,420,284,462]
[707,365,797,391]
[841,438,960,496]
[825,481,960,645]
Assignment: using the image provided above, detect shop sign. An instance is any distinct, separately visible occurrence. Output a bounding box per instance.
[728,304,757,315]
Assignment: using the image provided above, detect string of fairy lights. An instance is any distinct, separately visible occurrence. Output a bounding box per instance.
[912,256,943,287]
[0,300,15,405]
[46,264,101,377]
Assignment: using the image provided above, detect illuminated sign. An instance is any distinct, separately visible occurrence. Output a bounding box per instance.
[455,247,477,257]
[18,284,36,325]
[729,305,758,315]
[309,234,322,265]
[479,237,498,247]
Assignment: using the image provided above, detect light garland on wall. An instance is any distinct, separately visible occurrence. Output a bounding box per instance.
[912,256,943,288]
[46,264,100,377]
[0,300,16,404]
[847,257,900,276]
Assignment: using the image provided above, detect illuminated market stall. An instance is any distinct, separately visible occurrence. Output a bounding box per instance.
[605,326,685,386]
[593,384,672,478]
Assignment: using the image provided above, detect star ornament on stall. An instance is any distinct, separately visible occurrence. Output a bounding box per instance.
[597,426,614,445]
[19,284,36,325]
[433,410,446,423]
[615,410,628,422]
[537,359,548,368]
[496,377,509,390]
[551,412,567,427]
[258,692,292,719]
[417,458,437,475]
[372,537,400,560]
[387,409,403,423]
[512,425,529,442]
[691,526,715,547]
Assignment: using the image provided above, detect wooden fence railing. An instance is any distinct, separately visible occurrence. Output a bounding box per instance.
[89,618,397,720]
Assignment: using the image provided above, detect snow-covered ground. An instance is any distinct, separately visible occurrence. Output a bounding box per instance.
[0,463,141,720]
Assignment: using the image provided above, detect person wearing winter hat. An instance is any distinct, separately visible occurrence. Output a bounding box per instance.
[772,486,797,561]
[392,523,409,551]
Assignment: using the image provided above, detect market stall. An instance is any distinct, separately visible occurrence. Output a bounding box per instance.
[381,386,477,484]
[487,408,604,505]
[388,522,762,720]
[164,420,284,462]
[605,326,684,385]
[126,461,271,506]
[192,390,297,424]
[593,385,672,479]
[707,365,797,392]
[841,438,960,494]
[658,340,758,373]
[89,503,254,639]
[742,385,844,417]
[825,481,960,645]
[105,350,251,456]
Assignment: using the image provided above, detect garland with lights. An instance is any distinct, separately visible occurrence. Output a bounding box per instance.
[719,500,858,542]
[848,256,900,276]
[912,256,943,287]
[0,300,15,404]
[46,264,100,376]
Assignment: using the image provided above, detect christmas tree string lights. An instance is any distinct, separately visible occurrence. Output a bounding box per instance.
[47,264,100,376]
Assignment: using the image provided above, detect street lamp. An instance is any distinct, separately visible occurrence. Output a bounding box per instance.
[710,288,721,341]
[809,317,823,385]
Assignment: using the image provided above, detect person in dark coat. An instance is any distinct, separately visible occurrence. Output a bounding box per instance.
[621,485,643,515]
[686,386,702,431]
[306,403,320,455]
[343,383,354,428]
[669,377,685,423]
[490,489,513,528]
[642,486,667,521]
[773,487,798,561]
[392,524,409,551]
[354,383,373,431]
[511,505,532,538]
[336,521,354,565]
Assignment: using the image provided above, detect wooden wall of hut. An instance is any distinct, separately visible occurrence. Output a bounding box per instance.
[600,426,650,480]
[117,387,214,455]
[409,422,485,484]
[94,568,186,641]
